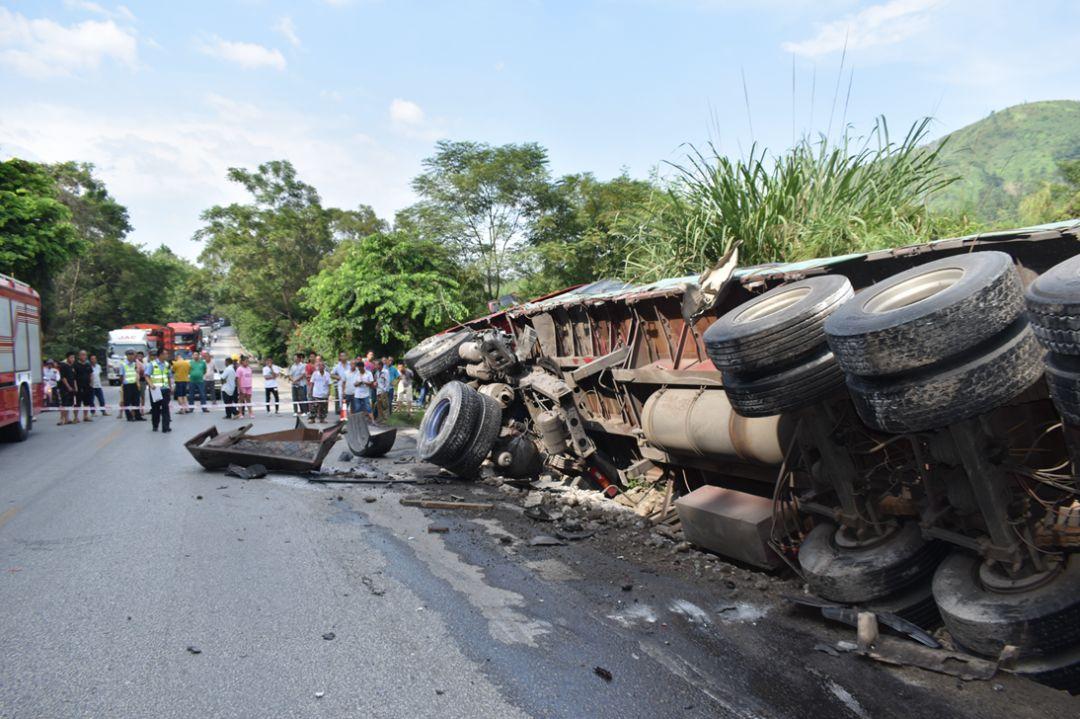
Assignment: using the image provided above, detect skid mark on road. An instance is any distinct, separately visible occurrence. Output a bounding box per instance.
[96,425,124,450]
[0,506,19,531]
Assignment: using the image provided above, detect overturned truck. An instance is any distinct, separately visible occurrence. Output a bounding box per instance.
[407,221,1080,692]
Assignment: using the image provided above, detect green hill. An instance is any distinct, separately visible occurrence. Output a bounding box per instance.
[929,100,1080,221]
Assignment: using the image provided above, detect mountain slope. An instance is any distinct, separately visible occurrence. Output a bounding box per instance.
[929,100,1080,221]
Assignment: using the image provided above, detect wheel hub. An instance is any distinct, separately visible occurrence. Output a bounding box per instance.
[979,557,1063,594]
[863,267,965,313]
[734,286,811,323]
[833,521,899,550]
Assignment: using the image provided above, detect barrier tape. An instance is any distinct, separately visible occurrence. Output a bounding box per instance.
[37,396,416,414]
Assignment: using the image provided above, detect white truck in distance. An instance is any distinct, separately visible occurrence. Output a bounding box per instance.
[106,328,150,385]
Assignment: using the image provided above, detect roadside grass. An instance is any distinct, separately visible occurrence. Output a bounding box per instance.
[382,409,424,428]
[624,117,973,281]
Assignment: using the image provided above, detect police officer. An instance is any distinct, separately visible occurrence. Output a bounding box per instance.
[121,349,145,421]
[145,349,173,433]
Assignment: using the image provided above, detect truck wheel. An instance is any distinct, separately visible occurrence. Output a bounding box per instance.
[799,521,945,604]
[409,330,475,381]
[864,579,941,630]
[1026,253,1080,355]
[932,552,1080,658]
[1015,644,1080,694]
[844,319,1044,433]
[826,251,1024,377]
[704,275,852,373]
[721,346,845,417]
[1,386,32,442]
[417,381,482,465]
[1043,353,1080,424]
[446,392,502,479]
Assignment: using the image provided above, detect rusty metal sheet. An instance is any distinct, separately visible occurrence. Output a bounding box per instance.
[186,420,344,472]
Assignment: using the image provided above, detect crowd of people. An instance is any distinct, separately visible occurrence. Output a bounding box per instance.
[42,345,419,432]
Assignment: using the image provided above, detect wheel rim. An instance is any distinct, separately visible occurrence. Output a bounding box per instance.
[734,286,812,324]
[20,393,30,430]
[425,398,451,440]
[863,267,965,314]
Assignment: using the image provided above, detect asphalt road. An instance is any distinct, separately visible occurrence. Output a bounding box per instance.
[0,329,1076,718]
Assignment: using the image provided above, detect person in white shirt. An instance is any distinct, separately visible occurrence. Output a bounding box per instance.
[288,353,308,416]
[331,352,350,417]
[309,360,332,423]
[220,358,238,419]
[262,358,281,414]
[89,354,108,416]
[43,360,60,407]
[342,359,358,413]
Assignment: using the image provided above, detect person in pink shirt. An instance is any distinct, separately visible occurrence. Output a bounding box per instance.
[236,356,254,418]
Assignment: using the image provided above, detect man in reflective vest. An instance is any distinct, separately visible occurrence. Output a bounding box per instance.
[145,349,173,433]
[121,349,145,422]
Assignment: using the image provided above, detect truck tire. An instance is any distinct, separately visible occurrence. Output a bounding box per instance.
[864,579,941,630]
[409,330,475,381]
[844,319,1044,433]
[1,386,32,442]
[445,392,502,479]
[1015,644,1080,694]
[825,251,1024,377]
[1026,254,1080,355]
[704,275,853,373]
[932,552,1080,658]
[799,521,945,604]
[721,346,845,417]
[1043,354,1080,425]
[417,381,481,465]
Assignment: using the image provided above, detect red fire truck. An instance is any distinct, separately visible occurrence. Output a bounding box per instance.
[167,322,201,358]
[0,273,43,441]
[123,324,174,357]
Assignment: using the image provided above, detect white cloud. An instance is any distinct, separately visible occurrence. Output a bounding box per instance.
[275,16,301,48]
[782,0,940,58]
[0,7,138,78]
[0,98,419,259]
[389,98,425,125]
[199,37,286,70]
[63,1,136,22]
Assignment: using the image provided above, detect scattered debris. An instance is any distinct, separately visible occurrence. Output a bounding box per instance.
[187,421,342,472]
[186,645,202,655]
[498,535,513,545]
[428,524,450,534]
[315,691,325,699]
[859,636,999,681]
[814,643,841,657]
[322,632,336,641]
[435,689,446,696]
[196,495,203,500]
[400,498,493,511]
[621,582,633,592]
[364,496,377,503]
[555,528,595,541]
[594,666,613,682]
[338,451,353,462]
[224,463,268,479]
[361,575,386,597]
[524,506,558,522]
[528,535,566,547]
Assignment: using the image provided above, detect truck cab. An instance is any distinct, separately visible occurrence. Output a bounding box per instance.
[106,328,150,385]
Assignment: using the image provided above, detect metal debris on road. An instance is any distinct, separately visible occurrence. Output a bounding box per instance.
[186,645,202,655]
[364,496,377,503]
[225,463,268,480]
[399,498,493,510]
[528,535,566,547]
[428,524,450,533]
[322,632,335,640]
[186,420,343,473]
[594,666,613,682]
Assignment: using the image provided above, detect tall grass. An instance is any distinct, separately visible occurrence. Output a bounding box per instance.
[624,117,963,281]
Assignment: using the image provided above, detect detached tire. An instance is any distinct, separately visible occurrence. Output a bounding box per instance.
[1026,254,1080,355]
[704,275,853,373]
[845,319,1045,433]
[826,251,1025,377]
[932,552,1080,658]
[409,330,475,381]
[721,346,845,417]
[799,521,945,604]
[446,392,502,479]
[417,381,481,465]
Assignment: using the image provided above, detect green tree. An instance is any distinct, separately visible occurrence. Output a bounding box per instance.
[409,140,553,299]
[150,246,216,322]
[520,172,657,296]
[297,230,468,357]
[0,159,82,294]
[1018,159,1080,225]
[195,160,336,357]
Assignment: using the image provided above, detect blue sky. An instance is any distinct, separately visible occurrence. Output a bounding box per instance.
[1,0,1077,259]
